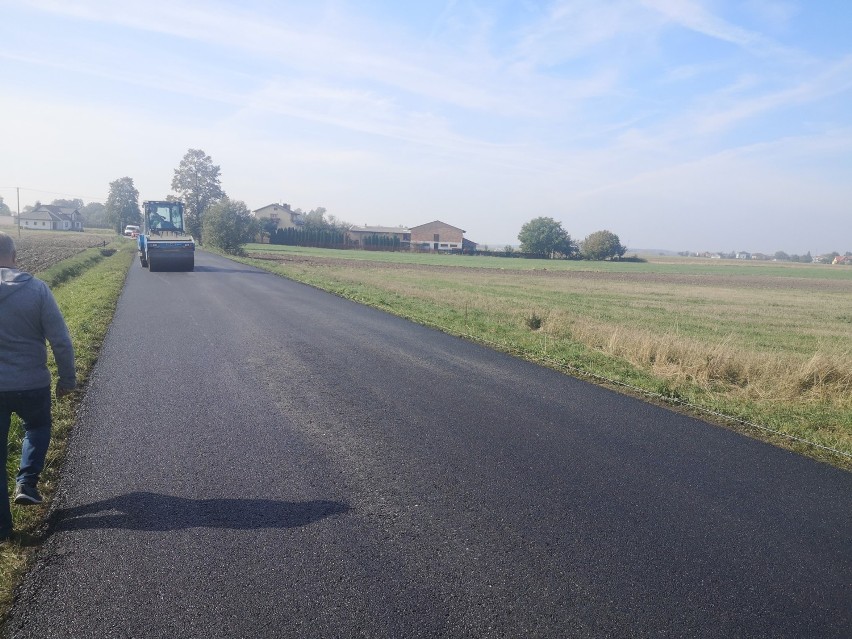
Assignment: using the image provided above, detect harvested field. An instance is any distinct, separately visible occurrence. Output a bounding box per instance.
[251,253,852,292]
[9,230,112,274]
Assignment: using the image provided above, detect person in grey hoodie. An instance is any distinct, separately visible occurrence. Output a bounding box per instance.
[0,231,75,540]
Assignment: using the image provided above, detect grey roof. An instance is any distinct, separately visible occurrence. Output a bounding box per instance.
[19,205,79,222]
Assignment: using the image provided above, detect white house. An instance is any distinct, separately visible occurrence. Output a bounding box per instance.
[17,205,83,231]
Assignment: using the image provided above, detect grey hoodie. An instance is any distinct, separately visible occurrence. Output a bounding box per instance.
[0,268,75,392]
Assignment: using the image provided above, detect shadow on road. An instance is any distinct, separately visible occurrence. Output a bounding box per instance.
[49,492,350,532]
[190,265,268,274]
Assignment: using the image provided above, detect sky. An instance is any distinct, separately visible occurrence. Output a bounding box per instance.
[1,0,850,254]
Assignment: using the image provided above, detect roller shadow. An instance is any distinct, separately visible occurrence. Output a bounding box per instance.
[191,265,269,274]
[50,491,350,532]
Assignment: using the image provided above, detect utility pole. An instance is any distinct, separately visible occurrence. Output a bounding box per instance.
[16,186,20,238]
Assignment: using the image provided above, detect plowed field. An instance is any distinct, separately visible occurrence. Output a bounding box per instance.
[10,230,112,273]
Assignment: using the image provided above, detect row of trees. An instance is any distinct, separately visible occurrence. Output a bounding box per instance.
[0,195,109,226]
[774,250,850,264]
[100,149,258,253]
[2,147,336,255]
[517,217,627,260]
[270,226,346,248]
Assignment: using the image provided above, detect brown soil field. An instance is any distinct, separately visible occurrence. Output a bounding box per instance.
[10,230,111,274]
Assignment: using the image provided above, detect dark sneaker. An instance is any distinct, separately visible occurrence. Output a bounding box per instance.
[13,484,42,505]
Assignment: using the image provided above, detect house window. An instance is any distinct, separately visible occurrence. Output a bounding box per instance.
[433,233,440,242]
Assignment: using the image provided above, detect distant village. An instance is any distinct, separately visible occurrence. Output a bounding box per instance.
[678,250,851,265]
[2,201,849,264]
[0,201,477,252]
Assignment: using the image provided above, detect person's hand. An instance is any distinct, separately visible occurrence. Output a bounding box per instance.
[55,387,74,399]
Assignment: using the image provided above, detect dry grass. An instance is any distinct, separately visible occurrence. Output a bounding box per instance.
[565,321,851,406]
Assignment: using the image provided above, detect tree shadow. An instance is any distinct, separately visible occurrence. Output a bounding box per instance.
[49,492,350,533]
[191,265,269,274]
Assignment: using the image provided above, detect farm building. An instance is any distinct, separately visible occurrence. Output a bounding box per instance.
[347,225,411,248]
[17,205,83,231]
[410,220,466,252]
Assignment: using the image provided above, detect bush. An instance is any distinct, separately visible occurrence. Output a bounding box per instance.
[202,198,258,255]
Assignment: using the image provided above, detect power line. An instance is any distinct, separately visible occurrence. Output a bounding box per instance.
[0,186,105,202]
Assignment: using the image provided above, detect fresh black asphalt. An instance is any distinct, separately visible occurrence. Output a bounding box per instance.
[4,250,851,638]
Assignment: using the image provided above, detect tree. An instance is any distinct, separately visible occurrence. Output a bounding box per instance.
[81,202,108,228]
[260,218,279,242]
[171,148,225,242]
[21,201,41,215]
[774,251,790,261]
[299,207,351,234]
[301,207,328,230]
[0,196,11,216]
[581,230,627,260]
[202,198,258,255]
[104,177,140,234]
[51,198,84,209]
[325,213,351,232]
[517,217,577,258]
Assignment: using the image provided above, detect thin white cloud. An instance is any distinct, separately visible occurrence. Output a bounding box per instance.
[511,0,660,69]
[690,55,852,134]
[640,0,758,46]
[639,0,813,63]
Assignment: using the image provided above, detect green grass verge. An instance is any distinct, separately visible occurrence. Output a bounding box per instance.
[1,241,134,617]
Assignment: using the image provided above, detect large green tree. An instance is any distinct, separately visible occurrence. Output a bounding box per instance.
[260,218,279,242]
[171,148,226,242]
[105,177,140,234]
[81,202,108,228]
[50,198,84,209]
[202,198,258,255]
[0,196,11,216]
[581,230,627,260]
[300,206,327,230]
[517,217,577,258]
[299,207,350,233]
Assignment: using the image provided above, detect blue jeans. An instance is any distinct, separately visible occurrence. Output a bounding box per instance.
[0,387,52,534]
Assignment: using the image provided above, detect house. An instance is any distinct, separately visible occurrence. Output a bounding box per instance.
[410,220,466,251]
[17,205,83,231]
[832,255,850,265]
[252,203,303,230]
[347,225,411,248]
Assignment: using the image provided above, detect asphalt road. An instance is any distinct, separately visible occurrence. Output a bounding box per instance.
[4,250,851,638]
